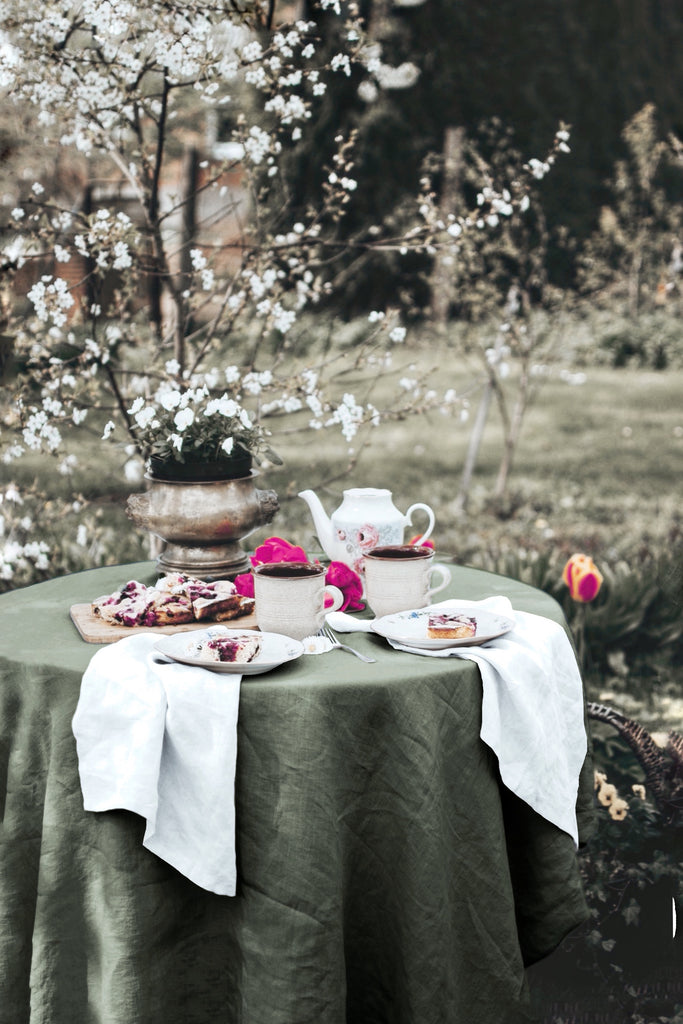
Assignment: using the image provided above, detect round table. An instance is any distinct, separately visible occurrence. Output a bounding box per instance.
[0,562,594,1024]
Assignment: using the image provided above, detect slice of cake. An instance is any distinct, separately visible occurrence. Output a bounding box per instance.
[427,611,477,640]
[147,590,195,625]
[186,632,262,664]
[157,575,254,621]
[92,580,157,627]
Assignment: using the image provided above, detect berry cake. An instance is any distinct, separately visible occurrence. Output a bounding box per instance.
[186,632,262,664]
[426,611,477,640]
[92,575,254,628]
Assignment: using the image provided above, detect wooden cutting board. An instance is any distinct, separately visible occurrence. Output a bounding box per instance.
[70,603,259,644]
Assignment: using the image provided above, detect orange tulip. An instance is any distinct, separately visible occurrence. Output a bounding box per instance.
[562,553,603,603]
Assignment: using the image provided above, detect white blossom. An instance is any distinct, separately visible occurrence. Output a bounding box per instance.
[174,408,195,431]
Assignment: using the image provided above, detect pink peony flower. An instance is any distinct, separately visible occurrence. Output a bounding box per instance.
[233,572,254,598]
[409,535,435,550]
[325,560,364,611]
[250,536,308,567]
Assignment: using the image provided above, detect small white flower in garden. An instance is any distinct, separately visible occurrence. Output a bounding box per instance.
[158,388,182,411]
[331,53,351,76]
[31,181,44,195]
[54,245,71,262]
[527,158,550,180]
[102,420,116,440]
[76,524,88,547]
[282,396,302,412]
[221,437,234,454]
[135,406,156,429]
[306,394,323,419]
[4,484,23,504]
[124,458,144,483]
[2,445,24,464]
[127,397,145,415]
[301,369,317,393]
[72,408,88,425]
[224,365,241,384]
[174,407,195,431]
[368,310,385,322]
[272,304,296,333]
[58,453,77,475]
[190,248,207,270]
[11,208,24,220]
[112,241,132,270]
[389,326,406,343]
[170,433,183,451]
[239,409,252,428]
[165,359,180,376]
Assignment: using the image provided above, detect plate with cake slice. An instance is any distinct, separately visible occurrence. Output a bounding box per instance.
[371,604,515,651]
[153,626,304,675]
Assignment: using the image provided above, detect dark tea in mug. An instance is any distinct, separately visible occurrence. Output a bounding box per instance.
[255,561,323,579]
[366,545,433,560]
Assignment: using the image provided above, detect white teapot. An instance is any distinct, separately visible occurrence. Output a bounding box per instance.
[298,487,435,574]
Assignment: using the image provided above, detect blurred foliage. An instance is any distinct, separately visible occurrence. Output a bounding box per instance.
[290,0,683,306]
[577,104,683,320]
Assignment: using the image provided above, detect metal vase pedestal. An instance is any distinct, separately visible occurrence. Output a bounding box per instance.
[126,471,279,580]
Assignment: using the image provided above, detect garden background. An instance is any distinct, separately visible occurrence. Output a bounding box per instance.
[1,1,682,1022]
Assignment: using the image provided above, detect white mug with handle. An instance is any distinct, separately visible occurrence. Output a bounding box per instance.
[363,545,451,619]
[254,562,343,641]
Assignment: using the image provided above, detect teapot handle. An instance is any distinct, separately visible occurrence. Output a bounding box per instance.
[406,503,435,545]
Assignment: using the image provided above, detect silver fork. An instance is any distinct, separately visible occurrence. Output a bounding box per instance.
[320,623,377,663]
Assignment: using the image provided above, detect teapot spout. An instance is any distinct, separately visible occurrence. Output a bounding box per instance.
[298,489,336,560]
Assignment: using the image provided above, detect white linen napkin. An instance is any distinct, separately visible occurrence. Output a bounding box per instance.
[389,597,587,847]
[72,633,241,895]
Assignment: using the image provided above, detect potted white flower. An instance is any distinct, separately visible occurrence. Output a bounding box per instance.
[108,375,281,483]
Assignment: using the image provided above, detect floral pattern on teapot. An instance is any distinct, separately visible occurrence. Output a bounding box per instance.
[334,521,400,575]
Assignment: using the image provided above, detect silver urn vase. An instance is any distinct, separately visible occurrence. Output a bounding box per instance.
[126,470,279,579]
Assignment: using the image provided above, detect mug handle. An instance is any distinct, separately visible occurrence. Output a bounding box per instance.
[426,563,451,601]
[406,502,435,546]
[323,585,344,613]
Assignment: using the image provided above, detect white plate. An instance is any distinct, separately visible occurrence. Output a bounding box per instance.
[371,604,515,651]
[154,626,304,675]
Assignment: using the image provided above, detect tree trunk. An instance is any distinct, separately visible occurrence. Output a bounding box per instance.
[431,126,465,329]
[494,363,530,499]
[454,329,505,512]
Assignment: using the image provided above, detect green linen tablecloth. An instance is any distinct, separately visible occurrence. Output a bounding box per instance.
[0,562,594,1024]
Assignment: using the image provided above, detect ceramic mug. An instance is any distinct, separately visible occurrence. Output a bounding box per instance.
[253,562,344,641]
[363,545,451,618]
